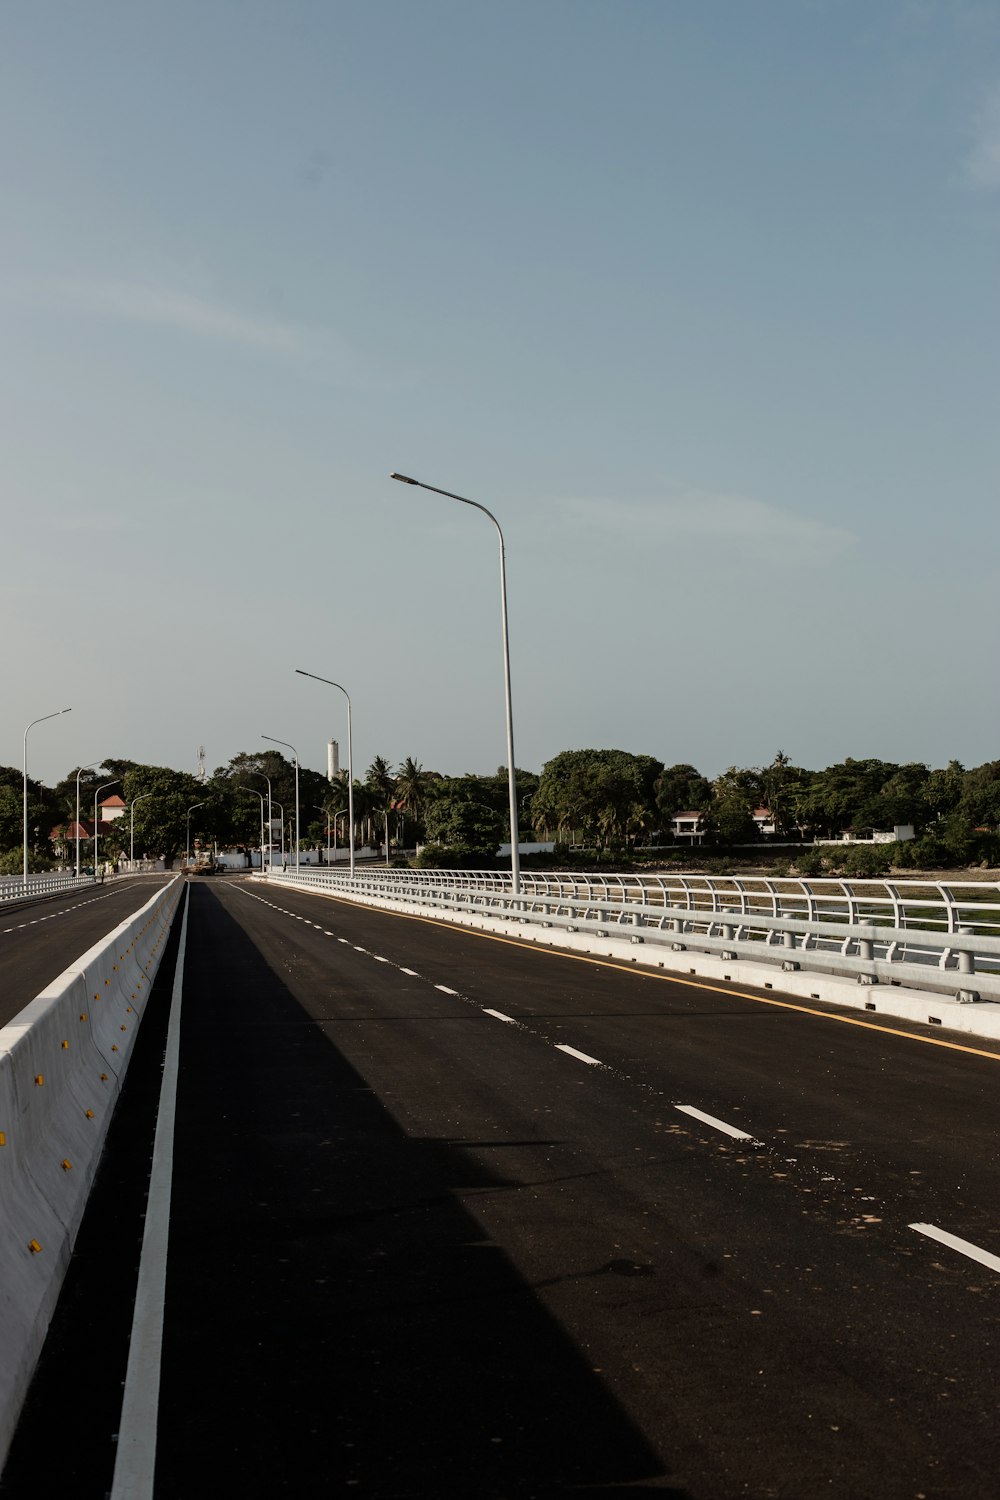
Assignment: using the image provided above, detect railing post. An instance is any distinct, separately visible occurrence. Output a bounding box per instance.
[958,927,975,975]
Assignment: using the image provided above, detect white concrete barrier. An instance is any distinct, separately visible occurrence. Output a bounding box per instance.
[0,876,184,1474]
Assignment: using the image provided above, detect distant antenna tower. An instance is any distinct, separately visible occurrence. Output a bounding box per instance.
[197,745,206,783]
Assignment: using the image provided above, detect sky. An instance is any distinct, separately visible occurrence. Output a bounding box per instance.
[3,0,998,791]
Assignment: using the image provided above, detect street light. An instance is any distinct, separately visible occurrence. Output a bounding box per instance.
[272,802,285,864]
[262,736,299,870]
[295,670,355,878]
[23,707,72,885]
[186,801,206,869]
[93,780,119,878]
[314,804,331,864]
[129,792,154,870]
[390,472,521,896]
[239,787,266,873]
[75,759,101,878]
[241,770,272,869]
[332,806,346,864]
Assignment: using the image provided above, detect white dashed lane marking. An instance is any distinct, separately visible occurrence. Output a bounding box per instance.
[1,887,144,935]
[675,1105,758,1142]
[909,1223,1000,1275]
[555,1043,603,1067]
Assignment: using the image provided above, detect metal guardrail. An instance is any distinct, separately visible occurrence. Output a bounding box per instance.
[0,873,96,905]
[261,866,1000,1003]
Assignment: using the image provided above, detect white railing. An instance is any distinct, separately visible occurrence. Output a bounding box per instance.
[260,866,1000,1002]
[0,873,96,905]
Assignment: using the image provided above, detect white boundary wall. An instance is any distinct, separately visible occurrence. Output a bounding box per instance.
[0,876,184,1474]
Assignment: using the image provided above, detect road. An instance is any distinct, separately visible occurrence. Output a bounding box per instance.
[0,875,175,1025]
[4,875,1000,1498]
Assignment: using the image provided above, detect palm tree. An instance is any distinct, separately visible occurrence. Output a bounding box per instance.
[762,749,793,835]
[395,757,429,847]
[365,757,396,859]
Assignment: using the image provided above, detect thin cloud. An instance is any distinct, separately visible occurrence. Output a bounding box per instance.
[965,84,1000,189]
[557,490,857,566]
[11,274,404,389]
[50,277,309,354]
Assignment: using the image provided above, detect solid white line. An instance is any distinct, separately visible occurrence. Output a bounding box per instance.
[909,1223,1000,1275]
[555,1043,603,1066]
[675,1104,756,1141]
[435,984,459,995]
[110,884,190,1499]
[483,1009,515,1023]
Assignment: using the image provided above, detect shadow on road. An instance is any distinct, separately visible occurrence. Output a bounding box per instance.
[152,885,688,1497]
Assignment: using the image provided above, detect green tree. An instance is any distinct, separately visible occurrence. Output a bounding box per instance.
[220,750,330,853]
[924,761,966,818]
[119,765,207,866]
[706,767,760,845]
[654,764,712,824]
[480,766,540,845]
[0,764,63,861]
[959,761,1000,830]
[0,782,21,852]
[423,776,507,859]
[320,773,352,851]
[365,756,397,856]
[532,749,662,848]
[855,763,930,834]
[708,788,758,844]
[395,757,431,845]
[758,751,815,836]
[791,759,899,838]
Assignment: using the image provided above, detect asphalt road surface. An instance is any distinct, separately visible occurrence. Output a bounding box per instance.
[4,875,1000,1498]
[0,875,175,1025]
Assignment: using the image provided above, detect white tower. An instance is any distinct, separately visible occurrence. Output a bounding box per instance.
[197,745,206,783]
[327,740,340,781]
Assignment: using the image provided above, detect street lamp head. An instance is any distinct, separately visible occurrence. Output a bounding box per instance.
[390,472,419,485]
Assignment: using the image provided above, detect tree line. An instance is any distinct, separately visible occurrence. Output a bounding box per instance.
[2,748,998,875]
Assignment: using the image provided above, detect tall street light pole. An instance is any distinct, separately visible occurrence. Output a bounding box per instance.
[186,801,206,869]
[390,472,521,897]
[315,804,331,864]
[242,770,272,869]
[262,736,300,870]
[75,758,101,878]
[331,805,345,864]
[23,707,72,886]
[129,792,154,869]
[295,670,355,878]
[239,787,266,873]
[93,780,119,879]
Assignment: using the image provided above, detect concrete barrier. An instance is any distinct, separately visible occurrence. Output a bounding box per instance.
[0,876,184,1474]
